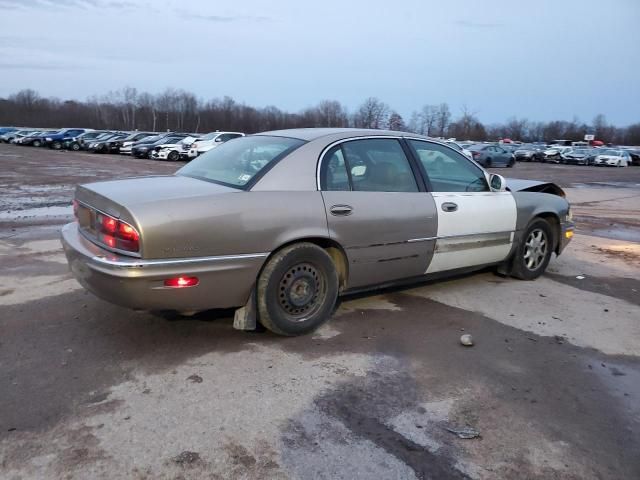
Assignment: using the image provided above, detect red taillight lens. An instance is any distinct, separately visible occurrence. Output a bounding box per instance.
[95,212,140,253]
[472,151,481,158]
[118,222,139,241]
[164,276,199,288]
[72,199,79,220]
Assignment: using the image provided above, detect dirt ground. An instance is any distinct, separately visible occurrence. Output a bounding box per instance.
[1,144,639,479]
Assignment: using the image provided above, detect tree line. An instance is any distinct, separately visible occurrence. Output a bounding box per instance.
[1,88,638,145]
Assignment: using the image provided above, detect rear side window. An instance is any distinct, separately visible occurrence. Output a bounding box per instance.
[321,146,350,191]
[321,138,418,192]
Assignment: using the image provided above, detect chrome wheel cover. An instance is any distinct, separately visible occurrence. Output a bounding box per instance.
[523,228,548,271]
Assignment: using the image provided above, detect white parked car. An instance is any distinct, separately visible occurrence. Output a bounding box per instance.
[445,141,473,160]
[186,131,244,158]
[543,146,572,163]
[593,149,631,167]
[151,136,199,161]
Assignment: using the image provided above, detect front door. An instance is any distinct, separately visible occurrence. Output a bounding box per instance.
[320,138,437,288]
[406,139,517,274]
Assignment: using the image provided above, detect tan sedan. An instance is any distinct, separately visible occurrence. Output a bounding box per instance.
[62,128,574,336]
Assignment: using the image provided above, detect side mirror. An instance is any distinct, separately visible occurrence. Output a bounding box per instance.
[214,137,223,142]
[489,173,507,192]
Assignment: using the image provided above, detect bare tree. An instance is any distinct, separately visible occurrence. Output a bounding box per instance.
[0,87,636,143]
[387,111,406,131]
[504,116,529,141]
[353,97,389,129]
[434,103,451,137]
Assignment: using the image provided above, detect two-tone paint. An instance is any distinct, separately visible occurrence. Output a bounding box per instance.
[61,128,573,321]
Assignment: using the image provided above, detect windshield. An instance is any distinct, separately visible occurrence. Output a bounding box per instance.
[155,136,183,145]
[467,144,485,151]
[199,132,221,140]
[138,135,163,143]
[445,142,462,152]
[601,149,620,155]
[178,135,305,189]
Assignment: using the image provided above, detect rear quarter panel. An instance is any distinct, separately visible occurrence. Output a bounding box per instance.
[128,191,330,259]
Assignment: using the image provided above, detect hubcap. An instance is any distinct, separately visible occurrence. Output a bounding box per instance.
[523,228,547,271]
[278,263,324,320]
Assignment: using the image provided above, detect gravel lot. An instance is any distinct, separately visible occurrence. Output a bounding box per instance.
[1,144,639,479]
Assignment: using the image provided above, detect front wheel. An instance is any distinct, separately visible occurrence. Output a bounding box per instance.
[511,219,554,280]
[168,150,180,161]
[257,243,339,336]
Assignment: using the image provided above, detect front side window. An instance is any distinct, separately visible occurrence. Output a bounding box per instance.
[409,140,489,193]
[178,135,305,189]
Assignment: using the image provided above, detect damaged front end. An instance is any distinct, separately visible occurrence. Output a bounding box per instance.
[505,178,566,197]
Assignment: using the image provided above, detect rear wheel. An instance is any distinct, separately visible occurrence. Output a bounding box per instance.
[257,243,339,336]
[507,159,515,168]
[70,142,80,151]
[485,158,492,167]
[33,140,41,147]
[511,219,554,280]
[52,141,62,150]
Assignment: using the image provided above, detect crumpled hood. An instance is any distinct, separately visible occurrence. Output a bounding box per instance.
[505,178,565,197]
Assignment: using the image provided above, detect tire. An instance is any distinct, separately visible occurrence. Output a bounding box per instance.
[52,141,62,150]
[33,140,41,147]
[485,158,492,168]
[70,143,80,151]
[507,159,515,168]
[257,242,339,336]
[511,218,554,280]
[168,150,180,161]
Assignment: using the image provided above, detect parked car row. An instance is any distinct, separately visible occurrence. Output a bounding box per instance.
[0,126,245,161]
[515,144,636,167]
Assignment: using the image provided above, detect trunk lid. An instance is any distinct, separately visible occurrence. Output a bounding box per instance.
[74,175,240,258]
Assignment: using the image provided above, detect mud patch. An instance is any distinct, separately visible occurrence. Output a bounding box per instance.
[546,273,640,306]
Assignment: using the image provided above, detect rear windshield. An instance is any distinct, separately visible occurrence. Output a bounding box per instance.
[177,135,305,189]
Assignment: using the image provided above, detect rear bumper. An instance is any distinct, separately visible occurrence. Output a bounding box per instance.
[61,222,268,312]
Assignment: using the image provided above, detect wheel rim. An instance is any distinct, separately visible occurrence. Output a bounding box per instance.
[278,262,325,321]
[523,228,548,271]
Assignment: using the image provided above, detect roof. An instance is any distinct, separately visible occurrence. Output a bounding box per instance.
[256,127,427,142]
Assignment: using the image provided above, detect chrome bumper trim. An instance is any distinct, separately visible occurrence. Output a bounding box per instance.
[90,252,270,269]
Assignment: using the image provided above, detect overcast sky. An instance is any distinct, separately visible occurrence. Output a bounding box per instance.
[0,0,638,125]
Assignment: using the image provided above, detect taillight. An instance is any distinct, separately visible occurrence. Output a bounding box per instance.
[164,276,199,288]
[95,212,140,253]
[472,151,481,158]
[72,199,79,220]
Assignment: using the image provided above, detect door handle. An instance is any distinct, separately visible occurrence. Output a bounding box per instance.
[330,204,353,216]
[441,202,458,212]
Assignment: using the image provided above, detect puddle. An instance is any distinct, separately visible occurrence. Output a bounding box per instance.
[0,205,73,220]
[571,182,640,189]
[586,227,640,243]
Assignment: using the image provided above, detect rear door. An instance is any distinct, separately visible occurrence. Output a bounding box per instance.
[406,139,517,273]
[320,138,437,288]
